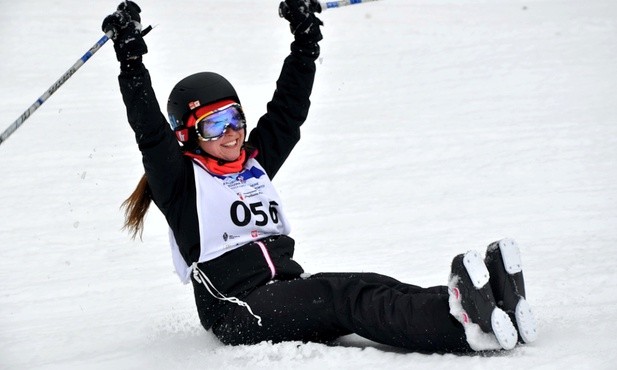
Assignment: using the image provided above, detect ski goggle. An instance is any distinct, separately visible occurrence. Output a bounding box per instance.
[194,103,246,141]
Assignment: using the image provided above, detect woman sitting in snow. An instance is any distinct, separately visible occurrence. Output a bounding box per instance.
[103,0,537,352]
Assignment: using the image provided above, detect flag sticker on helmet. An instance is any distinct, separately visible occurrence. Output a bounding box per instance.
[189,100,201,110]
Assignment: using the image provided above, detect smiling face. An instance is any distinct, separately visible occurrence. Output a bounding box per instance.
[197,126,245,161]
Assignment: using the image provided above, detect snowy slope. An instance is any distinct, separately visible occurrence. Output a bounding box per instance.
[1,0,616,369]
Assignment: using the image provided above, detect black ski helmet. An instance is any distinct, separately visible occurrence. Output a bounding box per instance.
[167,72,241,145]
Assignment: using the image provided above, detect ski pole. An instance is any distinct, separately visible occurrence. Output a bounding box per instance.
[0,31,113,146]
[0,26,152,147]
[279,0,383,16]
[318,0,383,11]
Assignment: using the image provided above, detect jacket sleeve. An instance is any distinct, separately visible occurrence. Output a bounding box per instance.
[247,42,318,179]
[117,63,187,214]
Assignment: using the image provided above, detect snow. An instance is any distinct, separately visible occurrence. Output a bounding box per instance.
[1,0,616,368]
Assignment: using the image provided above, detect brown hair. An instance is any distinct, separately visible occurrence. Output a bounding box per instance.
[121,173,152,240]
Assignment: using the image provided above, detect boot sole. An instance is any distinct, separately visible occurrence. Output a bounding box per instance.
[496,239,538,344]
[515,298,538,343]
[463,251,518,350]
[497,238,522,274]
[462,250,489,289]
[491,308,518,350]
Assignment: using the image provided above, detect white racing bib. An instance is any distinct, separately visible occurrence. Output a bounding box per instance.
[169,158,291,283]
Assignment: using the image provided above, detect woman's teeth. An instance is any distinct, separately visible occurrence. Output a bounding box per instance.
[223,139,237,148]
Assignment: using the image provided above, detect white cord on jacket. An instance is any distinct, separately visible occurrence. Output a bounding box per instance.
[191,262,263,327]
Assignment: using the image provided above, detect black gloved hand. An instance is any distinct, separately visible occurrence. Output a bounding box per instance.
[279,0,323,45]
[102,1,147,62]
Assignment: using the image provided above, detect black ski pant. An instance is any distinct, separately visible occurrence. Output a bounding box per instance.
[211,272,470,353]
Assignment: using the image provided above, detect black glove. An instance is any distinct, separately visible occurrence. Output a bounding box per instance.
[279,0,323,45]
[102,1,147,62]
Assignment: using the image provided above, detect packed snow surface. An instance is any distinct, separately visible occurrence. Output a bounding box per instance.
[1,0,616,369]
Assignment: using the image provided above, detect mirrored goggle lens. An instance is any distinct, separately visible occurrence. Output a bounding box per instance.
[196,104,246,141]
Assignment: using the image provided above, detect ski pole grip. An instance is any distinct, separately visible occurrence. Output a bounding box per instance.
[141,25,153,37]
[279,1,323,18]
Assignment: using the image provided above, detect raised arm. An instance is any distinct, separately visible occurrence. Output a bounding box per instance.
[248,0,324,178]
[103,1,187,213]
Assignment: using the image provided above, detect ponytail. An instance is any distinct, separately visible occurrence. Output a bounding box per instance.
[121,173,152,240]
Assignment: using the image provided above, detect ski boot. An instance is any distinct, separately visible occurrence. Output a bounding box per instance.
[485,238,538,344]
[448,250,517,351]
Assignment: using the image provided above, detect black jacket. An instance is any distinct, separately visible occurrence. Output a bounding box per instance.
[118,42,317,329]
